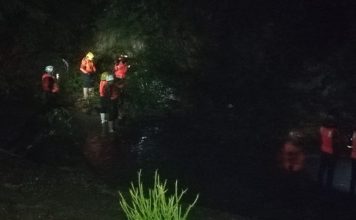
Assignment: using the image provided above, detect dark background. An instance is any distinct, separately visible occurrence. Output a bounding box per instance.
[2,0,356,219]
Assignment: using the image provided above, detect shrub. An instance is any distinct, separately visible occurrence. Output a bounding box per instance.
[119,170,199,220]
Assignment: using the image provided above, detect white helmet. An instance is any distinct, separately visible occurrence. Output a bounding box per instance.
[45,65,54,73]
[106,74,114,82]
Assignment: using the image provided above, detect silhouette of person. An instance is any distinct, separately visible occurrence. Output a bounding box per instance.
[349,126,356,195]
[279,139,305,172]
[318,117,338,189]
[80,52,96,100]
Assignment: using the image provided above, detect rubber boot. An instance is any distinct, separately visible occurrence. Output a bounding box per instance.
[100,113,108,136]
[83,88,88,100]
[101,121,108,136]
[108,121,114,133]
[88,87,94,98]
[114,119,119,132]
[100,113,107,124]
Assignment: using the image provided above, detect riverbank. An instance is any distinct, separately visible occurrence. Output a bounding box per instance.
[0,101,250,220]
[0,149,249,220]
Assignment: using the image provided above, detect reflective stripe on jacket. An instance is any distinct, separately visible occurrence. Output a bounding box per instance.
[320,126,335,154]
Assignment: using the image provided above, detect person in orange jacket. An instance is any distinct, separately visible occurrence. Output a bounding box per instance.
[99,72,109,133]
[99,72,121,134]
[348,126,356,195]
[317,117,338,189]
[42,65,59,107]
[279,140,305,172]
[114,54,130,80]
[113,55,130,119]
[80,52,96,100]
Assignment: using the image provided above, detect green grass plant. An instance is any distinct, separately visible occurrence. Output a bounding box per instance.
[119,170,199,220]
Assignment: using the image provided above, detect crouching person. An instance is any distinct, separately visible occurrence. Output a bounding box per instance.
[42,65,59,110]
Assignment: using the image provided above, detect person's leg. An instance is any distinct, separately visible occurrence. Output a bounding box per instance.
[100,97,108,123]
[42,92,52,112]
[318,153,328,187]
[100,112,106,123]
[42,92,49,105]
[350,159,356,195]
[326,155,336,189]
[88,74,95,98]
[82,74,92,100]
[83,88,88,99]
[88,87,94,98]
[112,98,118,121]
[100,97,109,135]
[118,88,124,119]
[108,98,119,133]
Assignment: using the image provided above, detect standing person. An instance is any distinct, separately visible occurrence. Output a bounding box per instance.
[99,72,120,133]
[80,52,96,100]
[42,65,59,108]
[114,54,129,119]
[114,54,129,80]
[279,140,306,172]
[99,72,110,134]
[108,75,121,133]
[349,127,356,195]
[318,117,338,189]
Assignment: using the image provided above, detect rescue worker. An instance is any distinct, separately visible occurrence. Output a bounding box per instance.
[99,72,110,134]
[80,52,96,100]
[42,65,59,108]
[99,72,120,133]
[349,127,356,195]
[114,54,129,79]
[279,140,305,172]
[317,117,338,189]
[113,54,129,119]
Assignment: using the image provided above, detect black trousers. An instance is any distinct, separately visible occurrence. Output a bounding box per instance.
[350,159,356,194]
[100,97,119,121]
[317,152,336,189]
[42,92,58,111]
[108,98,119,121]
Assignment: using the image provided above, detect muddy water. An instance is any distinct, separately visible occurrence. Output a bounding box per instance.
[80,119,356,219]
[81,123,163,183]
[80,116,278,216]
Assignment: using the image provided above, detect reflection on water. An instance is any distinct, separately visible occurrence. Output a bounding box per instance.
[80,123,356,219]
[130,126,161,165]
[83,135,116,168]
[82,133,127,173]
[82,125,162,176]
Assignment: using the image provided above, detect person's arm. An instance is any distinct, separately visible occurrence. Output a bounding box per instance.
[80,59,87,74]
[92,62,96,73]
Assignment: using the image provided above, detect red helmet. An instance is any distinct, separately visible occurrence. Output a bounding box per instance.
[117,54,128,62]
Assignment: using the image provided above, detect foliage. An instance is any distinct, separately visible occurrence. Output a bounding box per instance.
[119,170,199,220]
[2,0,356,134]
[89,0,208,119]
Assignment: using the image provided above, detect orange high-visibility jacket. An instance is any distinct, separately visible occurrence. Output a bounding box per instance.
[351,131,356,159]
[320,126,335,154]
[114,62,128,79]
[42,73,59,93]
[80,58,96,74]
[99,80,119,100]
